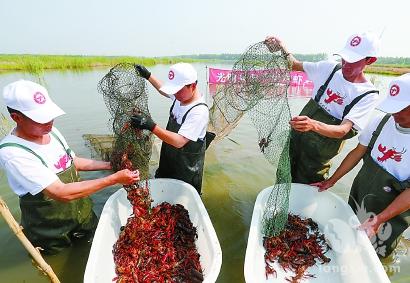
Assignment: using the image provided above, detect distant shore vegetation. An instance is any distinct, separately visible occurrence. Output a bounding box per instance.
[0,55,206,75]
[0,54,409,76]
[179,53,410,76]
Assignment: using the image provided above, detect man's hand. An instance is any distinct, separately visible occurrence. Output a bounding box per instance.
[113,169,140,185]
[358,216,381,238]
[311,178,335,192]
[130,114,156,131]
[135,64,151,80]
[290,116,318,132]
[264,36,287,54]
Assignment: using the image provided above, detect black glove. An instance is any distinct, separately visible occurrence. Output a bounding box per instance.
[134,64,151,80]
[130,114,156,131]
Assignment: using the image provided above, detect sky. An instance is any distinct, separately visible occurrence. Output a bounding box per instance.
[1,0,409,58]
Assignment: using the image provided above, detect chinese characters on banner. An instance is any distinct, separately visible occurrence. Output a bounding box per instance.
[208,67,313,98]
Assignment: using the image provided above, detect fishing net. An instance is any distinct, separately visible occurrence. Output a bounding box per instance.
[98,63,154,181]
[0,114,13,138]
[209,41,292,236]
[98,64,204,281]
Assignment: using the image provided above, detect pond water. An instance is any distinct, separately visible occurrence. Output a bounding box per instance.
[0,63,408,282]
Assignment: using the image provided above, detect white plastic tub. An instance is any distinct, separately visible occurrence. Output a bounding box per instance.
[84,178,222,283]
[244,183,390,283]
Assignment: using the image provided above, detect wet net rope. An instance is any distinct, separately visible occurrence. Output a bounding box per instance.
[209,41,292,236]
[98,63,154,183]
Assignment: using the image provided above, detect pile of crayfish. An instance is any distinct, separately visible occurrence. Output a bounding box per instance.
[264,214,331,283]
[112,184,203,283]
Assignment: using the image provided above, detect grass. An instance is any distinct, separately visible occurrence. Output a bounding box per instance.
[1,54,409,76]
[0,54,204,75]
[365,64,410,76]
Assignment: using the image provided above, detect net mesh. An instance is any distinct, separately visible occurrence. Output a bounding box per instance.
[98,63,154,181]
[209,41,292,236]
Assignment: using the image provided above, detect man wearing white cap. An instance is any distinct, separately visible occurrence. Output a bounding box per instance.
[314,73,410,257]
[131,63,212,194]
[265,32,380,184]
[0,80,140,254]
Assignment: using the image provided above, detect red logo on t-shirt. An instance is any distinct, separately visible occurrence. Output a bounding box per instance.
[377,144,406,162]
[324,88,345,105]
[54,154,70,170]
[390,84,400,96]
[168,70,175,80]
[33,92,46,104]
[350,36,361,47]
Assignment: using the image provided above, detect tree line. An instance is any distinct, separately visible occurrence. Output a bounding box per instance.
[172,53,410,66]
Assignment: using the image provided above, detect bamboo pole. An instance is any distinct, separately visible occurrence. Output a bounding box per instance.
[0,196,61,283]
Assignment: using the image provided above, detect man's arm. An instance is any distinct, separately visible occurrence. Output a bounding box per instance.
[312,143,367,191]
[134,64,170,98]
[73,157,111,171]
[359,189,410,238]
[130,113,190,148]
[43,169,140,202]
[147,75,170,98]
[287,54,304,72]
[152,125,189,148]
[290,116,354,138]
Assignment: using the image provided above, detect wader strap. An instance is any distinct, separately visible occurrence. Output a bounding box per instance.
[169,99,177,116]
[182,103,215,147]
[342,90,379,119]
[368,114,391,150]
[313,63,378,121]
[314,63,342,102]
[0,142,47,167]
[181,103,209,124]
[50,131,73,157]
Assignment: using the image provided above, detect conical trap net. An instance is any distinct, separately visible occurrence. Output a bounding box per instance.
[209,41,292,236]
[98,63,154,182]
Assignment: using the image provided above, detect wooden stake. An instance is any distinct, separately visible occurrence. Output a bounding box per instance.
[0,196,61,283]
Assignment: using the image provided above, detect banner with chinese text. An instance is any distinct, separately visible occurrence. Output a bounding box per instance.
[208,67,313,98]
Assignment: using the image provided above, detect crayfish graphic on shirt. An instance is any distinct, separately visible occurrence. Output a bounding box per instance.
[377,144,407,163]
[54,153,70,170]
[324,88,346,105]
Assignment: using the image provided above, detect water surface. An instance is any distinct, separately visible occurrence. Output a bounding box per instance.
[0,63,408,282]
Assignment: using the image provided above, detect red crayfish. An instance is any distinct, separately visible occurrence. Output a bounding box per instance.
[264,214,331,283]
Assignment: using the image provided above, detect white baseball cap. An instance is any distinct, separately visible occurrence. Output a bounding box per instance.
[3,80,65,123]
[378,73,410,113]
[334,31,380,63]
[160,63,198,95]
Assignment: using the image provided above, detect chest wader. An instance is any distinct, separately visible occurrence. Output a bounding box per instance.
[155,101,210,194]
[348,114,410,258]
[290,64,378,183]
[0,132,97,254]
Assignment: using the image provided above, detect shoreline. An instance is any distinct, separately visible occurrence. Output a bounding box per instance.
[365,65,410,76]
[0,55,208,75]
[0,55,409,76]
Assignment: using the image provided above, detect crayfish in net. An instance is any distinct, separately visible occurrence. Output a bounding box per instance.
[264,214,331,283]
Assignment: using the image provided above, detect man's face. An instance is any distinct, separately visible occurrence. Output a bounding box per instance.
[393,105,410,127]
[341,58,368,78]
[11,112,54,136]
[174,83,196,103]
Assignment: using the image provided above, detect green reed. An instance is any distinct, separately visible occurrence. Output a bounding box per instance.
[0,54,202,76]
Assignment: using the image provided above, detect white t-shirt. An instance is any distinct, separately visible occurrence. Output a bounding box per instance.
[0,127,75,196]
[169,95,209,141]
[359,112,410,181]
[303,60,379,131]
